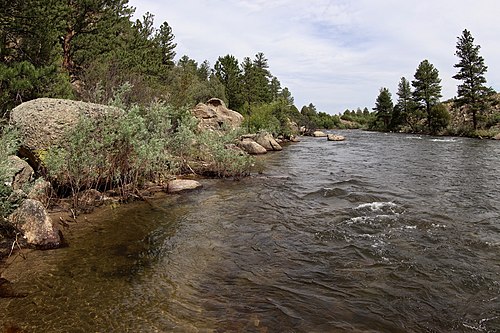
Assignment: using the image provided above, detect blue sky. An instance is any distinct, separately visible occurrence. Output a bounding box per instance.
[129,0,500,114]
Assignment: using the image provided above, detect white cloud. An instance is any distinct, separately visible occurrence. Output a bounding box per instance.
[129,0,500,114]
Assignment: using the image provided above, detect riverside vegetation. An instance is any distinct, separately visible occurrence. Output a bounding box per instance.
[1,1,500,256]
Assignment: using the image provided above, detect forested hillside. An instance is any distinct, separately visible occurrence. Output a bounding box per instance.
[1,0,346,133]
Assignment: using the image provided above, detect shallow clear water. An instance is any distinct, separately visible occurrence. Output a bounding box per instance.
[1,130,499,332]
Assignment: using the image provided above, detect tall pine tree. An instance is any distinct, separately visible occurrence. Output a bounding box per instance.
[412,60,442,132]
[453,29,492,129]
[373,87,393,131]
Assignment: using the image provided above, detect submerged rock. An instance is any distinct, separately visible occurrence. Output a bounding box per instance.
[312,131,327,137]
[327,134,346,141]
[8,199,62,249]
[167,179,202,193]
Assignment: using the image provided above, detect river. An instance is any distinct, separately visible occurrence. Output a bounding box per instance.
[1,130,499,332]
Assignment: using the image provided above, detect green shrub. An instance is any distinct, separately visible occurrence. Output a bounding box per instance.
[0,127,20,219]
[44,102,178,200]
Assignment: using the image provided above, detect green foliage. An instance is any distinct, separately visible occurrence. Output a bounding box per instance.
[0,127,20,219]
[429,103,450,134]
[191,130,254,178]
[44,102,177,199]
[243,103,282,135]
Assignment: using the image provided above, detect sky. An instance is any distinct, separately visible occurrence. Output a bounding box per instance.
[128,0,500,114]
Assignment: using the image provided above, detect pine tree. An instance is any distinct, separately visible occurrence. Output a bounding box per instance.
[214,54,242,110]
[395,77,419,131]
[373,87,393,131]
[453,29,492,129]
[250,53,272,103]
[412,60,442,131]
[155,21,177,67]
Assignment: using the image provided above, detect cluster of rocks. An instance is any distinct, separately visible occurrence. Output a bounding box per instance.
[311,130,346,141]
[2,156,61,249]
[238,132,287,155]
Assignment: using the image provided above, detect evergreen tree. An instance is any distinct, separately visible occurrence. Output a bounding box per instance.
[279,87,294,106]
[56,0,133,79]
[453,29,492,129]
[252,52,272,103]
[395,77,419,131]
[373,87,393,131]
[412,60,442,131]
[155,21,176,67]
[214,54,243,110]
[270,76,281,101]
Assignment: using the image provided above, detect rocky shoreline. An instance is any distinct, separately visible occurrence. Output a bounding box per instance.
[1,97,311,264]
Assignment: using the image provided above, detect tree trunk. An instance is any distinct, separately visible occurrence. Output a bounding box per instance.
[62,26,76,78]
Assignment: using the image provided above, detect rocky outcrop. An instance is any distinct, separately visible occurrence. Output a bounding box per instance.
[10,98,122,168]
[192,98,244,131]
[312,131,327,137]
[254,132,283,151]
[8,199,62,248]
[327,134,346,141]
[238,138,267,155]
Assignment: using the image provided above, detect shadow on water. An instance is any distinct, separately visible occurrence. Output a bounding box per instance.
[1,130,500,332]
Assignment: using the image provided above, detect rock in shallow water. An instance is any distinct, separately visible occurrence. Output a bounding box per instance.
[8,199,62,249]
[167,179,203,193]
[327,134,346,141]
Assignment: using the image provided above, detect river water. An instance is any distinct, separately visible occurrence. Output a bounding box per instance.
[1,130,499,332]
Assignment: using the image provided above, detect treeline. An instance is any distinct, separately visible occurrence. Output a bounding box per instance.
[369,29,500,137]
[0,0,336,136]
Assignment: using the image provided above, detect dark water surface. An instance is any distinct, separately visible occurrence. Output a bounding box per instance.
[1,130,499,332]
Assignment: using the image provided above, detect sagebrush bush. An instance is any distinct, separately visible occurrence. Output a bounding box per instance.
[43,100,254,205]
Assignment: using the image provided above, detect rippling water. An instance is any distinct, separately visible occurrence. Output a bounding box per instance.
[1,130,499,332]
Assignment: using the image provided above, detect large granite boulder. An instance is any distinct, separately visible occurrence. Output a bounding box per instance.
[10,98,122,168]
[192,98,243,131]
[8,199,62,248]
[254,132,282,151]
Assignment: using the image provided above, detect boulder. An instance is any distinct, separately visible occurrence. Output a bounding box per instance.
[224,143,246,156]
[192,98,244,131]
[327,134,346,141]
[254,132,282,151]
[494,133,500,140]
[5,156,34,190]
[8,199,62,248]
[312,131,327,137]
[27,178,53,206]
[290,135,301,142]
[167,179,202,193]
[10,98,122,168]
[238,138,267,155]
[77,189,104,212]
